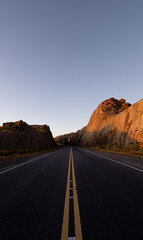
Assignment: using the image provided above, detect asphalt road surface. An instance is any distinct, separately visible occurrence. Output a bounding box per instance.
[0,146,143,240]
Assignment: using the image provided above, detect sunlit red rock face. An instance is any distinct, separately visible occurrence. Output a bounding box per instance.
[86,98,131,132]
[69,98,143,148]
[0,120,56,151]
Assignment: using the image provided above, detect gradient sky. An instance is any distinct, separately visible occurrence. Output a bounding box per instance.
[0,0,143,137]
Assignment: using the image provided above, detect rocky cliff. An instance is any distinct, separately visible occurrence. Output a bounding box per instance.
[69,98,143,148]
[0,120,56,151]
[55,133,74,144]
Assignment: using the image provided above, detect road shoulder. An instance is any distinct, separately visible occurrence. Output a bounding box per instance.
[0,147,62,172]
[79,147,143,170]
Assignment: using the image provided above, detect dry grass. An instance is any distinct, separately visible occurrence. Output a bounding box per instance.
[83,144,143,159]
[0,146,62,161]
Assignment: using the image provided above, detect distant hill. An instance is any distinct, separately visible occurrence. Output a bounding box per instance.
[0,120,56,152]
[55,132,74,144]
[58,98,143,149]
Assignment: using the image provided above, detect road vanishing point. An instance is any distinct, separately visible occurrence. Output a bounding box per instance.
[0,146,143,240]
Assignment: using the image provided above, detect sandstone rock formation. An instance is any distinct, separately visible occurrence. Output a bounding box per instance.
[55,133,74,144]
[0,120,56,151]
[69,98,143,148]
[86,98,131,132]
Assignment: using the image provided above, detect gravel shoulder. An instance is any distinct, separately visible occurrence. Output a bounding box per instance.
[0,148,61,172]
[82,147,143,170]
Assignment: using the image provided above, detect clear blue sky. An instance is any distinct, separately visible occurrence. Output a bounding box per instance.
[0,0,143,137]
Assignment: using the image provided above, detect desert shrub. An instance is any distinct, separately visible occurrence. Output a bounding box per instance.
[125,143,140,151]
[0,150,16,156]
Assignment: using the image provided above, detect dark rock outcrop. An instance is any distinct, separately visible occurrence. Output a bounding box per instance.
[0,120,56,151]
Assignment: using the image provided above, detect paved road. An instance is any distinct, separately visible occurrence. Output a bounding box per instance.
[0,146,143,240]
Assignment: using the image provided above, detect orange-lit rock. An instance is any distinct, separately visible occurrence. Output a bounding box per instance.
[69,98,143,148]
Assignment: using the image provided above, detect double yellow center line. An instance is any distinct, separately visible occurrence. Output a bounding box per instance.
[61,148,83,240]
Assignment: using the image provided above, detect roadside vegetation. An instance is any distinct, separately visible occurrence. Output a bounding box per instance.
[0,146,62,161]
[84,143,143,158]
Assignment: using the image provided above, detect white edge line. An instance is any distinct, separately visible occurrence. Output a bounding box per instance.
[81,148,143,173]
[0,150,60,175]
